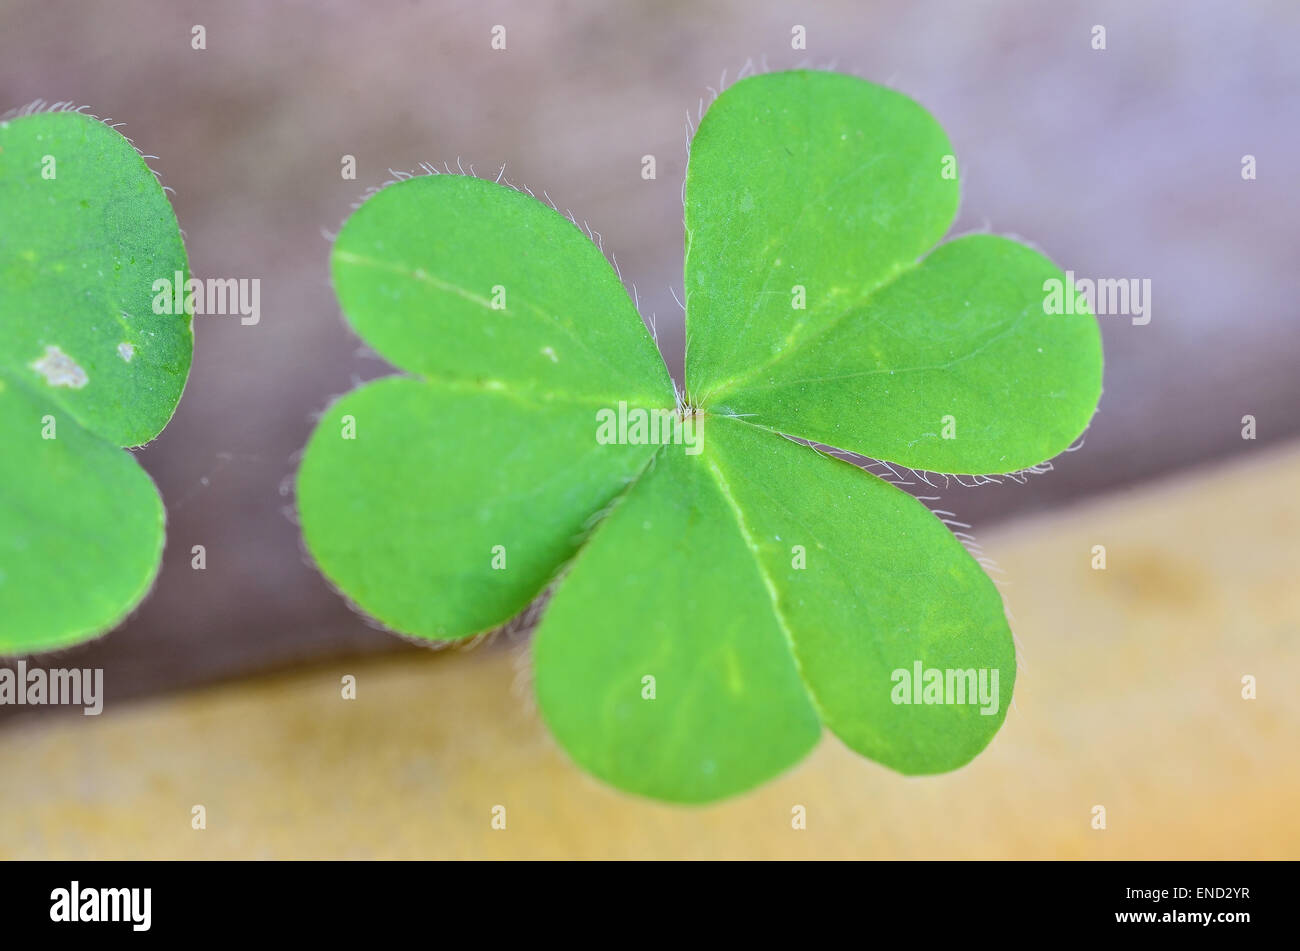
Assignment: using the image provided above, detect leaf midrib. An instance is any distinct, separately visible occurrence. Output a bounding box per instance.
[335,250,673,404]
[721,308,1030,392]
[695,251,922,407]
[690,152,892,405]
[701,442,829,727]
[390,370,662,413]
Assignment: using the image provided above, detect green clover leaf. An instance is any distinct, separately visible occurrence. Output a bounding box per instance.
[298,70,1101,802]
[0,109,192,653]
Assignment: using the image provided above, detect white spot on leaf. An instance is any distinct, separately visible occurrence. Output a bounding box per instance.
[118,342,135,362]
[541,346,558,363]
[31,345,88,388]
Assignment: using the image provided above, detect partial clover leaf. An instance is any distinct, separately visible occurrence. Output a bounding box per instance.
[0,109,192,652]
[299,70,1101,803]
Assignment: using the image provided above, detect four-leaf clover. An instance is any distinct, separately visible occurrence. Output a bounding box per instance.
[298,70,1102,802]
[0,109,192,653]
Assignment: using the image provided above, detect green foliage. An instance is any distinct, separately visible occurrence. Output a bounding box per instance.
[0,110,191,653]
[299,71,1102,802]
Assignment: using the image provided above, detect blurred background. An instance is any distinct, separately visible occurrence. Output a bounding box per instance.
[1,0,1297,858]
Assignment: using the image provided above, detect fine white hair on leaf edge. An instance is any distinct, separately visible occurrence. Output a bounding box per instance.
[333,161,653,338]
[1,99,179,202]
